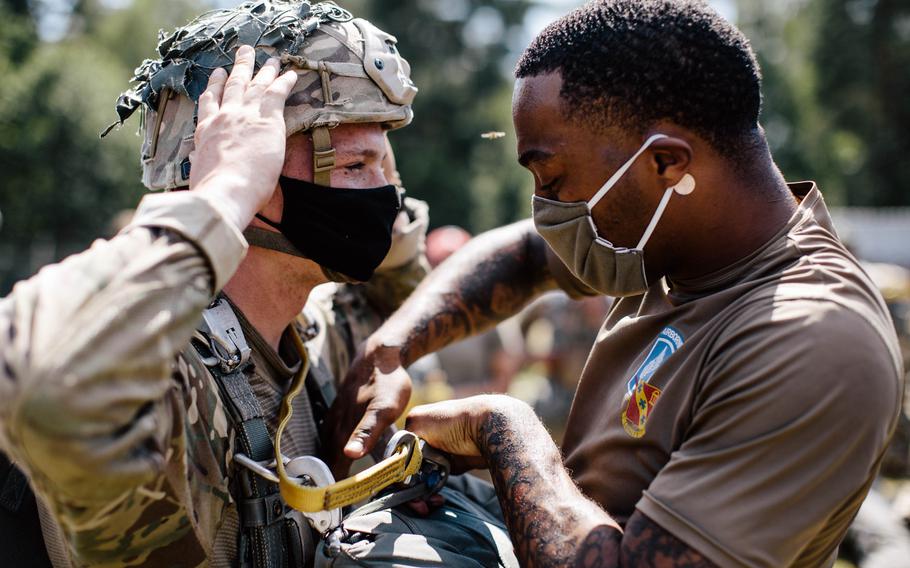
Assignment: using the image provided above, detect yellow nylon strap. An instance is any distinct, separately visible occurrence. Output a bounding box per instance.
[275,328,423,513]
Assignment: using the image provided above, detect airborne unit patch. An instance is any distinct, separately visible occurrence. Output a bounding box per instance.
[621,326,683,438]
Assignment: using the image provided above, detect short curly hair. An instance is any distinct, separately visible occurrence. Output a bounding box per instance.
[516,0,763,156]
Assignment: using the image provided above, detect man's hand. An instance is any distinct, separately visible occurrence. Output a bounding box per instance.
[190,45,298,231]
[405,394,525,473]
[323,221,558,476]
[325,341,413,477]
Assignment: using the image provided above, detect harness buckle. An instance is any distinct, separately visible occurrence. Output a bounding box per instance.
[199,298,251,372]
[313,148,336,173]
[233,453,343,534]
[384,430,449,496]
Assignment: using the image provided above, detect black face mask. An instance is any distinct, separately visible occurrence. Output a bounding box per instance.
[253,176,402,282]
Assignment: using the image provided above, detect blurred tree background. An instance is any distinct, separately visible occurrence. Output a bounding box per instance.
[1,0,908,293]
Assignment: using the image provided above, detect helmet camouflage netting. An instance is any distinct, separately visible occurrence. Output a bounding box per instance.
[103,0,417,190]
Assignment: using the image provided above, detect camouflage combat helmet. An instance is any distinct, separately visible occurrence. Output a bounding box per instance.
[103,0,417,190]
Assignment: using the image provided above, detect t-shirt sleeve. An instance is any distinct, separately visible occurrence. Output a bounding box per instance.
[545,244,600,299]
[636,299,902,568]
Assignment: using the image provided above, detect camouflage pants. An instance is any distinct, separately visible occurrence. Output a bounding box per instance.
[315,475,518,567]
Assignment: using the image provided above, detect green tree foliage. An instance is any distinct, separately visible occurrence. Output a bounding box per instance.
[344,0,534,233]
[0,0,37,65]
[812,0,910,207]
[737,0,910,207]
[0,0,202,293]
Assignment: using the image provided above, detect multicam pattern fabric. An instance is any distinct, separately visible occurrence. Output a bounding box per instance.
[102,0,417,191]
[0,191,428,567]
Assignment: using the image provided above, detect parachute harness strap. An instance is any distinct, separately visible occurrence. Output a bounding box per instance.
[275,328,423,513]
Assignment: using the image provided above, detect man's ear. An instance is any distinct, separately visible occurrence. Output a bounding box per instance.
[650,136,693,188]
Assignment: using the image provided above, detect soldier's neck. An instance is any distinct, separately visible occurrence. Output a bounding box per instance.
[222,249,327,350]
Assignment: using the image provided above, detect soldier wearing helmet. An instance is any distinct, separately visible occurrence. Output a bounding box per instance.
[0,2,449,566]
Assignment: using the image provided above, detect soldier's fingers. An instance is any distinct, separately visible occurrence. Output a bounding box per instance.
[198,67,227,123]
[260,70,298,117]
[248,57,280,90]
[221,45,256,106]
[344,403,398,459]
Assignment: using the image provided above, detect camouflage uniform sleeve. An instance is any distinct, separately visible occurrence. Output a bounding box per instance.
[0,191,246,563]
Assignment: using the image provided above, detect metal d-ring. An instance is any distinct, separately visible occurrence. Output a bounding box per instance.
[384,430,419,485]
[233,453,291,484]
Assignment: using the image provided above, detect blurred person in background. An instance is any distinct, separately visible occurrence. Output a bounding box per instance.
[336,0,904,565]
[426,225,473,268]
[517,293,611,442]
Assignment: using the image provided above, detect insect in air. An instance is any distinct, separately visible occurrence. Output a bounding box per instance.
[480,131,506,140]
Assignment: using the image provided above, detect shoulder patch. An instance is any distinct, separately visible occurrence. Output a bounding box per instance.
[621,326,683,438]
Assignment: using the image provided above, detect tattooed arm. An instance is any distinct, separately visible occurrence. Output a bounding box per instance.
[407,395,716,568]
[326,219,558,473]
[375,218,556,364]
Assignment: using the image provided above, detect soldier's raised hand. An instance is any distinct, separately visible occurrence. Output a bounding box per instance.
[325,341,413,478]
[190,45,298,231]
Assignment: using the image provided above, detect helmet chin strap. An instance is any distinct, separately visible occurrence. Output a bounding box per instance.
[243,226,306,258]
[311,125,335,187]
[241,226,358,283]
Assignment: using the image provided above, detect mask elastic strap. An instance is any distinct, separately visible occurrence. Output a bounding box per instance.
[312,126,335,187]
[636,186,675,250]
[588,134,669,211]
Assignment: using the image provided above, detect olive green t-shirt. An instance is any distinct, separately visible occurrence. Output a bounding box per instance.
[554,182,903,567]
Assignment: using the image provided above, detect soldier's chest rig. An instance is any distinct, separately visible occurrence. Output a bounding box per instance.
[193,298,449,568]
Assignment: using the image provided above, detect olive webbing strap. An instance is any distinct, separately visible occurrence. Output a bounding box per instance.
[243,226,307,259]
[197,352,291,568]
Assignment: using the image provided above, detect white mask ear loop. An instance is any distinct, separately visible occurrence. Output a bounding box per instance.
[587,133,669,211]
[636,173,696,250]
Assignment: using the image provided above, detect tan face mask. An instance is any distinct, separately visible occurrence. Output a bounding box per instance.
[532,134,696,297]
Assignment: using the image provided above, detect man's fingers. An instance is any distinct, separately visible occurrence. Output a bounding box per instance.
[250,57,280,86]
[344,403,397,459]
[221,45,256,106]
[198,67,227,124]
[343,409,379,458]
[260,70,299,117]
[405,400,485,458]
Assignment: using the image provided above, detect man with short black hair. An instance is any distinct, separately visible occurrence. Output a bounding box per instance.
[338,1,903,565]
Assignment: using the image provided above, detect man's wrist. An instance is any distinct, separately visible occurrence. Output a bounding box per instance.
[193,175,261,231]
[366,330,411,365]
[472,395,533,458]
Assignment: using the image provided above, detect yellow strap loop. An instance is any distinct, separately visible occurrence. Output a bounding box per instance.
[275,328,423,513]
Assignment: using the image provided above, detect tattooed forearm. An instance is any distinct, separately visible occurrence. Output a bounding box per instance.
[476,402,716,568]
[478,403,622,568]
[377,219,557,365]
